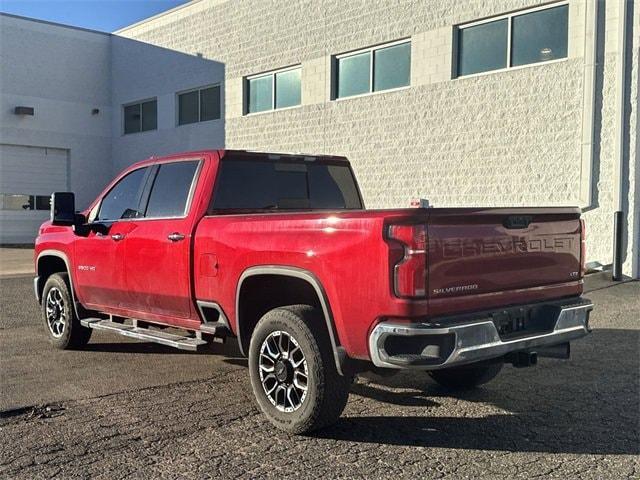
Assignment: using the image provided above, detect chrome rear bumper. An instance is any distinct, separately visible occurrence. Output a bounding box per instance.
[369,298,593,370]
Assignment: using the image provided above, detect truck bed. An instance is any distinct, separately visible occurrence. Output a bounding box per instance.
[193,206,583,359]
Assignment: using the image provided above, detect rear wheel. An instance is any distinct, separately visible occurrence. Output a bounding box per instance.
[41,273,92,349]
[248,305,351,434]
[429,361,503,390]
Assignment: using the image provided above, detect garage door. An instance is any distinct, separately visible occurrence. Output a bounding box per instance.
[0,144,69,244]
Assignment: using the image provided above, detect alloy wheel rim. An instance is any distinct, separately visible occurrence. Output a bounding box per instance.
[45,287,66,338]
[259,330,308,412]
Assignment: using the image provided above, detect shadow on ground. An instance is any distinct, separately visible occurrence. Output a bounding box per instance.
[315,328,639,456]
[77,327,639,456]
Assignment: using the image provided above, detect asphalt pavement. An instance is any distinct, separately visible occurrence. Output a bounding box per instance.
[0,273,638,479]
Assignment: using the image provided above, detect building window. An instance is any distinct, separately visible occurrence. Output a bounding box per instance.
[123,99,157,134]
[456,3,568,77]
[245,66,301,114]
[0,193,51,211]
[334,40,411,99]
[178,85,221,125]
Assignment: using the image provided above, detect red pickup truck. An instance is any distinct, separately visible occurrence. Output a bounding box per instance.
[34,149,593,433]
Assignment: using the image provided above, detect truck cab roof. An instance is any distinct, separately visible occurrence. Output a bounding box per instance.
[128,149,350,170]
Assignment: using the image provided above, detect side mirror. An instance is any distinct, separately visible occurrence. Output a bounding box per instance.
[50,192,76,226]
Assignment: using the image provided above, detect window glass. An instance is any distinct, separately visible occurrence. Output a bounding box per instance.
[141,100,157,131]
[212,159,362,211]
[146,161,199,218]
[458,19,508,76]
[97,167,148,221]
[124,104,141,134]
[0,194,32,210]
[511,5,568,67]
[275,69,301,109]
[248,75,273,113]
[308,165,362,209]
[35,195,51,210]
[178,90,199,125]
[200,85,221,121]
[374,42,411,91]
[337,52,371,98]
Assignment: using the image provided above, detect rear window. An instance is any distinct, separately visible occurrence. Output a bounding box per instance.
[211,159,362,212]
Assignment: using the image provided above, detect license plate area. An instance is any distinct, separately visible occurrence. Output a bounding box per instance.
[491,304,558,340]
[492,308,529,338]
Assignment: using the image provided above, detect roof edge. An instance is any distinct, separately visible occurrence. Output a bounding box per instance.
[0,12,111,36]
[114,0,204,34]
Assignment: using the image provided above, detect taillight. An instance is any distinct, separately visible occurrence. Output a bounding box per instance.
[387,224,427,298]
[580,218,586,276]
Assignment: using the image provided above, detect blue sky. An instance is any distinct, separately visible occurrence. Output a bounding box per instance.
[0,0,190,32]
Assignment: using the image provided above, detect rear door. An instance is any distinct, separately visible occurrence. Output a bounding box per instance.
[427,207,582,307]
[122,159,201,321]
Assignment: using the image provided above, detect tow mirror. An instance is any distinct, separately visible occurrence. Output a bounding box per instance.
[50,192,76,226]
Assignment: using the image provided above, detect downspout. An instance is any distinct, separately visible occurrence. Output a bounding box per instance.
[580,0,598,211]
[612,0,630,281]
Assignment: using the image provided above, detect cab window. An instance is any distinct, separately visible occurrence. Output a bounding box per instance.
[144,161,199,218]
[97,167,148,221]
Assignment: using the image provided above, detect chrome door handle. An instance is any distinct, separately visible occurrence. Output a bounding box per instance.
[111,233,125,241]
[168,232,185,242]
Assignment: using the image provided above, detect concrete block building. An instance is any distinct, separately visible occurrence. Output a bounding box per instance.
[0,0,638,278]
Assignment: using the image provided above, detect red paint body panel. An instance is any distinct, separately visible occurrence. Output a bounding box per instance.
[426,208,583,317]
[35,149,585,362]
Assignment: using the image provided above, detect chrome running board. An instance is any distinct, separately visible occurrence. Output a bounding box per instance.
[80,318,208,351]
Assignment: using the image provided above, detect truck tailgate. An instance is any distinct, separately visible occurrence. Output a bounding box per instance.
[427,207,582,312]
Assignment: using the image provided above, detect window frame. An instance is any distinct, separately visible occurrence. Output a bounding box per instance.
[176,84,222,126]
[244,64,302,116]
[454,1,569,79]
[142,160,203,219]
[332,38,412,101]
[122,98,158,135]
[95,166,151,222]
[91,159,203,223]
[207,157,364,216]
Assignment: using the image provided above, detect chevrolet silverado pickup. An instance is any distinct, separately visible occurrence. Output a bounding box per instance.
[34,149,593,433]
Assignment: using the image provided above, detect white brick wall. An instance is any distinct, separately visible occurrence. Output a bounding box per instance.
[116,0,638,277]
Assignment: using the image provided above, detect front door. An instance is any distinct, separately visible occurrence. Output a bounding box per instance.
[74,166,150,310]
[74,225,127,309]
[123,160,200,321]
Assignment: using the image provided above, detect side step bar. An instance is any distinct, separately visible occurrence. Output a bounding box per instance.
[199,321,230,337]
[80,318,208,351]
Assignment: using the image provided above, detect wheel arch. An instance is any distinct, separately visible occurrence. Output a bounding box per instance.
[36,250,72,300]
[35,250,87,317]
[235,266,346,375]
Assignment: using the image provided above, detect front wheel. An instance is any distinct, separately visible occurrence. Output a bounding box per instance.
[41,273,92,349]
[429,361,503,390]
[248,305,351,434]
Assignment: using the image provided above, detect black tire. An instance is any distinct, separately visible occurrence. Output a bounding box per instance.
[41,273,92,349]
[248,304,351,434]
[429,360,503,390]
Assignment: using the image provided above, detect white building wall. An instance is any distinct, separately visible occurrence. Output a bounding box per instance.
[0,14,112,210]
[626,3,640,278]
[110,35,225,173]
[1,1,637,277]
[118,0,639,278]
